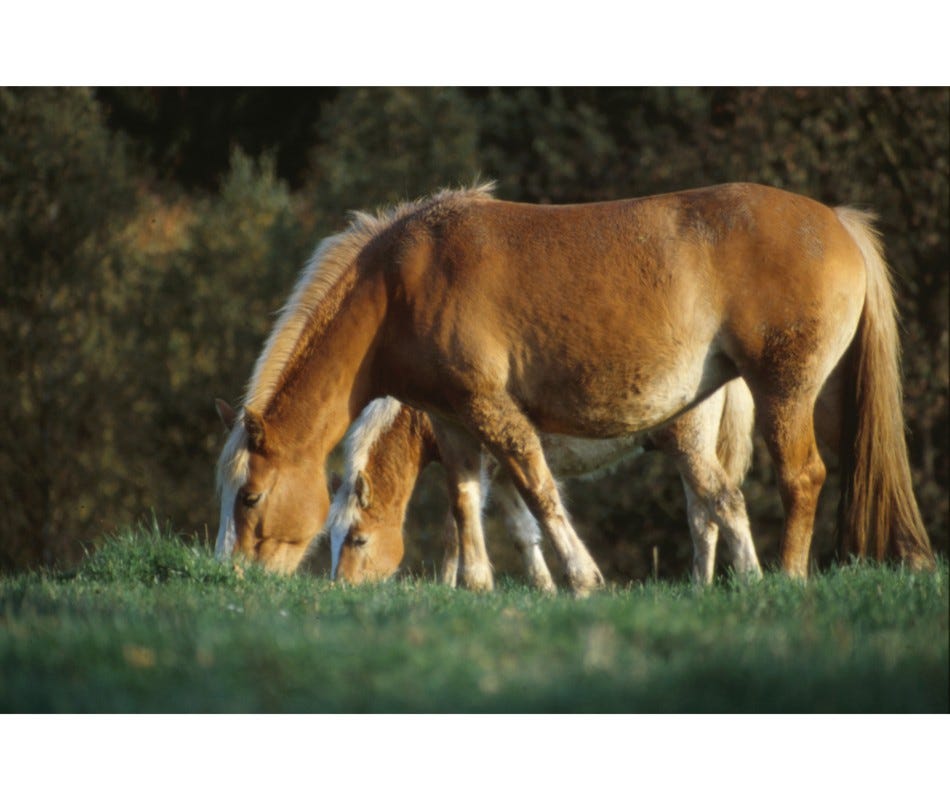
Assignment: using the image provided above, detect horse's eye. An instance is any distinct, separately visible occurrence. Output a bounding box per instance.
[242,491,262,508]
[349,534,369,548]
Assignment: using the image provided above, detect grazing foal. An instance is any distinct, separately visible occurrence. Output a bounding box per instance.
[328,380,759,590]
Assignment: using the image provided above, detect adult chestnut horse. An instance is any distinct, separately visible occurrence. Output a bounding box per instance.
[326,380,758,589]
[216,182,934,593]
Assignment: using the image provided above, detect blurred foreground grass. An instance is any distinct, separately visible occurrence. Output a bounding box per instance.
[1,524,946,713]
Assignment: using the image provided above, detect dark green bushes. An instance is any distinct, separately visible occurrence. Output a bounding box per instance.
[1,87,946,576]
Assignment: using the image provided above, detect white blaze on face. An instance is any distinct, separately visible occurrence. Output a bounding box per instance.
[215,424,250,561]
[215,484,238,559]
[327,482,361,579]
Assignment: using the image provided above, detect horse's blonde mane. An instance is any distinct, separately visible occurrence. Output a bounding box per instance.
[243,180,496,415]
[215,181,495,498]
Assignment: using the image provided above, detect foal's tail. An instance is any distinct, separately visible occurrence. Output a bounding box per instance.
[833,207,934,569]
[715,378,755,487]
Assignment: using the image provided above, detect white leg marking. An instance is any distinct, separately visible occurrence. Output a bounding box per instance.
[492,478,556,591]
[683,482,717,585]
[456,476,493,591]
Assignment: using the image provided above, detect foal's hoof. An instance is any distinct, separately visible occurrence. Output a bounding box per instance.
[524,560,557,593]
[440,572,459,589]
[530,571,558,594]
[566,564,605,598]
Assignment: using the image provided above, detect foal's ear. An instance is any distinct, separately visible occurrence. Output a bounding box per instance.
[215,398,239,431]
[354,471,372,509]
[243,409,266,450]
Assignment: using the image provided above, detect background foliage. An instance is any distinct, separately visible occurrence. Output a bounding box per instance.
[1,87,946,577]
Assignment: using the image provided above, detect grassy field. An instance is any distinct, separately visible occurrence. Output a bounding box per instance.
[0,524,946,713]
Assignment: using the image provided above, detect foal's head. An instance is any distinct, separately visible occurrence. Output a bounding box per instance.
[326,398,433,583]
[328,468,407,583]
[216,401,327,574]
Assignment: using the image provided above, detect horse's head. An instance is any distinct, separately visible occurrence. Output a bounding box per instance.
[216,401,327,574]
[328,468,406,584]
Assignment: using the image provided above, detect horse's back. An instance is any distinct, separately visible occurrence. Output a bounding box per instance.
[415,182,860,320]
[379,183,866,435]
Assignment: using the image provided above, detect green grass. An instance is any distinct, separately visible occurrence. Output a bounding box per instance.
[1,523,946,713]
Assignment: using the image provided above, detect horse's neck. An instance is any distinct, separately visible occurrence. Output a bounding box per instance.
[266,275,384,460]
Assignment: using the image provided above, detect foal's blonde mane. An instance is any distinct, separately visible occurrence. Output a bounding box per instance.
[216,181,496,497]
[325,396,404,563]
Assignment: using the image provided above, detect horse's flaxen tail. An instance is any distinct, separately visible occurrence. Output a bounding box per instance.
[715,378,755,488]
[833,207,935,569]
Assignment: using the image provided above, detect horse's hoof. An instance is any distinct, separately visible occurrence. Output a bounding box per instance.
[460,565,494,592]
[729,557,764,583]
[530,572,557,594]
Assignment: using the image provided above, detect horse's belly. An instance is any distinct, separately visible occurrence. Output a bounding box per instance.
[540,433,646,478]
[522,349,733,438]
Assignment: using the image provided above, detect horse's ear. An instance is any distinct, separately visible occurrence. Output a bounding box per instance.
[354,471,372,509]
[215,398,238,431]
[330,472,343,495]
[244,409,266,450]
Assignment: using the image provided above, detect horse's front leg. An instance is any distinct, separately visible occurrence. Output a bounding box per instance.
[490,478,557,592]
[458,392,604,596]
[430,421,494,592]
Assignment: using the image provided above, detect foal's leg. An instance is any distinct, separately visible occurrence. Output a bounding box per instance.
[491,478,557,593]
[439,512,460,587]
[756,394,826,578]
[431,422,494,591]
[457,393,604,595]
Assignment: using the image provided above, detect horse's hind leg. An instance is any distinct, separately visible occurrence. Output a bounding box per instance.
[757,394,826,578]
[655,396,762,583]
[430,422,494,591]
[491,477,557,593]
[678,469,761,581]
[457,392,604,596]
[681,483,719,584]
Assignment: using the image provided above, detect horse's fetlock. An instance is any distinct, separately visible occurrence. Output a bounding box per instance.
[460,562,494,592]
